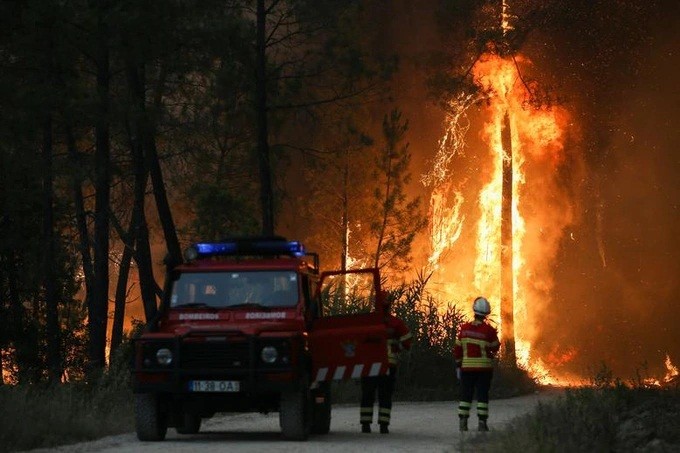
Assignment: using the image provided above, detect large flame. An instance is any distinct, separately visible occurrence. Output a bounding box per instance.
[425,50,678,386]
[426,51,575,384]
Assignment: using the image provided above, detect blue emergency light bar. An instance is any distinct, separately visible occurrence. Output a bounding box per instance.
[184,238,306,261]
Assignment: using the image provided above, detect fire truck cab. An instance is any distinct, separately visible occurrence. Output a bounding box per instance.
[132,237,390,441]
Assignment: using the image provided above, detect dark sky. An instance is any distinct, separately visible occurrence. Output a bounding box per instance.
[374,0,680,381]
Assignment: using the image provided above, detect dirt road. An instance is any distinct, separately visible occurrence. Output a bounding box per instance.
[31,390,562,453]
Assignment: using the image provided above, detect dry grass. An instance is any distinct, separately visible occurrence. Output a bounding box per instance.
[475,383,680,452]
[0,353,133,453]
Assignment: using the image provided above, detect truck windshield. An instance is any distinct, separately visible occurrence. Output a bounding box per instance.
[170,271,299,309]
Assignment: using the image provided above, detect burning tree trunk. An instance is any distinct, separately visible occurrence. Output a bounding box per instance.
[341,148,349,272]
[500,110,516,362]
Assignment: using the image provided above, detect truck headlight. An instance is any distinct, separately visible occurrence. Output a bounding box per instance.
[156,348,173,366]
[260,346,278,364]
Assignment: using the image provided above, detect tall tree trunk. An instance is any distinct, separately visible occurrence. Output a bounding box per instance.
[145,128,181,267]
[65,126,95,328]
[126,59,181,268]
[373,158,393,270]
[42,112,62,383]
[110,233,133,354]
[124,58,162,321]
[500,110,515,363]
[256,0,274,235]
[341,148,349,272]
[7,255,34,383]
[89,2,111,373]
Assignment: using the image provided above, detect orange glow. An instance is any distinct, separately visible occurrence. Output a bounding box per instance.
[425,49,679,387]
[426,51,574,384]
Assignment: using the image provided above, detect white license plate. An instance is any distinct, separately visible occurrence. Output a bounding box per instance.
[189,380,240,392]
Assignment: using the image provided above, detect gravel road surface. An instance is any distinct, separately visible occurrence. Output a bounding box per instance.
[29,389,563,453]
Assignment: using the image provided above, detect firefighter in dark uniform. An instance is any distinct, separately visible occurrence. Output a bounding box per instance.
[454,296,500,432]
[360,293,412,434]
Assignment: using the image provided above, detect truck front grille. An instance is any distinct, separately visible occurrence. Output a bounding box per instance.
[179,341,251,370]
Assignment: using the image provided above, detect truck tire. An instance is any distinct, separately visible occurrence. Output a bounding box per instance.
[175,413,201,435]
[135,393,168,441]
[279,384,311,440]
[311,382,331,434]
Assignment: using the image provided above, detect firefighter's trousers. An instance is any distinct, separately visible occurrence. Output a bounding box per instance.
[458,369,493,421]
[360,366,397,426]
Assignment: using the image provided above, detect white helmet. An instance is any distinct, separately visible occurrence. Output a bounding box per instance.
[473,296,491,317]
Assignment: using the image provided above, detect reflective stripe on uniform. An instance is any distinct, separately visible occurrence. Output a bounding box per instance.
[360,406,373,423]
[387,332,412,364]
[458,400,471,417]
[459,336,494,368]
[378,407,391,423]
[462,357,494,367]
[477,401,489,417]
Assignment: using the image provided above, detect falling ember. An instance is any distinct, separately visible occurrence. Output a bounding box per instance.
[425,50,576,384]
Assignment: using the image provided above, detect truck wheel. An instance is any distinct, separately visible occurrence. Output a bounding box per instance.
[175,413,201,435]
[279,385,311,440]
[311,382,332,434]
[135,393,168,441]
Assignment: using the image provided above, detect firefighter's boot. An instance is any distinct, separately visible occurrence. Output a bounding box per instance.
[379,423,389,434]
[361,423,371,433]
[478,419,489,432]
[459,417,468,432]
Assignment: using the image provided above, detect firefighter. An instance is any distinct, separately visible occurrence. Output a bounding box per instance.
[454,296,500,432]
[360,293,412,434]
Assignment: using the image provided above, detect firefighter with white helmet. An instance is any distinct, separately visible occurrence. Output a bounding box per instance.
[454,296,500,432]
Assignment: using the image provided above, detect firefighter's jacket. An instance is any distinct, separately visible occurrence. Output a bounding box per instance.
[454,320,500,371]
[385,314,412,366]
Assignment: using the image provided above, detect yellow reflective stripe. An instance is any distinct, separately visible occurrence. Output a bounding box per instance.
[379,408,391,415]
[360,406,373,423]
[399,332,412,342]
[477,402,489,409]
[378,415,390,423]
[461,358,494,367]
[458,401,471,409]
[463,357,493,363]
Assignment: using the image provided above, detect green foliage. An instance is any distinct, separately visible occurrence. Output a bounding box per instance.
[369,109,427,275]
[186,183,259,240]
[392,278,463,401]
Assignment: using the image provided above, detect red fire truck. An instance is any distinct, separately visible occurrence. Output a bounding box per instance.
[132,237,391,441]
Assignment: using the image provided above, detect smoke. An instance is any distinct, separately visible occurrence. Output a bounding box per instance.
[533,4,680,380]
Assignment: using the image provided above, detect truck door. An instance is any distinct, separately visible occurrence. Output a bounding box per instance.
[308,268,390,383]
